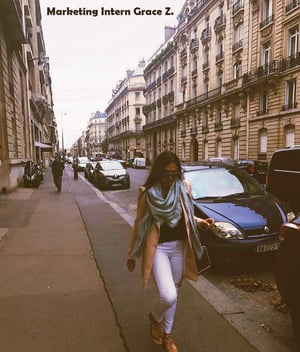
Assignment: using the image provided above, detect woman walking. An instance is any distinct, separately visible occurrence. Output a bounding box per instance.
[127,151,214,352]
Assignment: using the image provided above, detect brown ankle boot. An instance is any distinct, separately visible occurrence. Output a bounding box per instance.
[148,312,163,344]
[163,333,178,352]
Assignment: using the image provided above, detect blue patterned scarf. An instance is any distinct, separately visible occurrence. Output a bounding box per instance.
[132,179,204,262]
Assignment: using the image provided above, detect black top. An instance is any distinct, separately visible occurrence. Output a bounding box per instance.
[159,215,187,243]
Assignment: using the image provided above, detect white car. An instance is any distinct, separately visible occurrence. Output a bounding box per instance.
[133,157,146,169]
[77,157,89,171]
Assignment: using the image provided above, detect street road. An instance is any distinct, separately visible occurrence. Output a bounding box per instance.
[82,166,297,352]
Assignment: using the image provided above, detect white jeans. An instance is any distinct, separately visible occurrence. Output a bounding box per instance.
[152,240,184,334]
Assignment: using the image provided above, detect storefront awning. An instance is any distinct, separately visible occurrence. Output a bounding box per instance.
[34,141,53,152]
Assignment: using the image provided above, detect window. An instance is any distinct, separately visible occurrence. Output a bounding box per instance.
[289,25,299,57]
[233,137,240,160]
[285,79,297,109]
[216,139,222,157]
[135,122,141,132]
[260,89,268,114]
[182,142,186,160]
[285,125,295,147]
[233,61,242,79]
[135,107,140,115]
[234,23,243,44]
[262,43,271,69]
[262,0,272,20]
[259,129,267,153]
[203,140,209,159]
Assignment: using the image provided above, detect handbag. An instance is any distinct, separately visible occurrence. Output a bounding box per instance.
[195,245,211,274]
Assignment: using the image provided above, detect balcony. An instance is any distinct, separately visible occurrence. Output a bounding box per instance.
[180,49,187,58]
[190,127,198,135]
[216,52,224,63]
[203,61,210,70]
[201,28,211,44]
[286,0,300,12]
[233,0,244,15]
[215,121,223,130]
[281,53,300,70]
[260,14,274,29]
[202,125,209,133]
[186,87,222,108]
[181,76,187,85]
[231,118,240,128]
[232,40,243,53]
[162,66,175,81]
[256,109,268,116]
[192,68,198,77]
[214,15,226,33]
[281,102,297,111]
[156,98,162,108]
[190,38,199,51]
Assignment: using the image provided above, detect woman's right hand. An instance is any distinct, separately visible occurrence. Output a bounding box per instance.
[127,259,136,272]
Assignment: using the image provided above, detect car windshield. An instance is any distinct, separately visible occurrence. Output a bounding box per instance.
[100,161,123,171]
[184,167,264,200]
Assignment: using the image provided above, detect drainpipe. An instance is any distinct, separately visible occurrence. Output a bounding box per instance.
[246,0,253,159]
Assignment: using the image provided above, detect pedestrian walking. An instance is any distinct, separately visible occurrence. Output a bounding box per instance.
[51,154,64,192]
[72,155,79,180]
[127,151,214,352]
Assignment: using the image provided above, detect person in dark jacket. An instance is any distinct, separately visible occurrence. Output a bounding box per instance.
[51,154,64,192]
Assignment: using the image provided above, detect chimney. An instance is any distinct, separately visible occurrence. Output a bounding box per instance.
[138,59,145,68]
[164,26,176,42]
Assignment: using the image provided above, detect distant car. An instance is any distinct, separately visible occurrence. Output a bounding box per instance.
[181,161,294,265]
[266,146,300,214]
[133,157,146,169]
[77,157,89,171]
[84,161,97,182]
[274,214,300,350]
[93,160,130,190]
[237,159,268,184]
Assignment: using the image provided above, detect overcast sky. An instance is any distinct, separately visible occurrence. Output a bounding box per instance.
[39,0,184,149]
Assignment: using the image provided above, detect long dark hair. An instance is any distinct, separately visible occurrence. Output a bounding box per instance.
[144,151,182,189]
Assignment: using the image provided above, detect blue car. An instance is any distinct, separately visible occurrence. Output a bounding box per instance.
[182,162,295,265]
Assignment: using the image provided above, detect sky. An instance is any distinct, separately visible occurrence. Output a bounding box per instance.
[39,0,184,149]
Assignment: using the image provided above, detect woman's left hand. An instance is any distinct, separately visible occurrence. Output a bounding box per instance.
[198,218,214,231]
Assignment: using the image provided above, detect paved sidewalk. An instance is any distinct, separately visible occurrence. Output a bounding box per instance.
[0,167,296,352]
[0,170,126,352]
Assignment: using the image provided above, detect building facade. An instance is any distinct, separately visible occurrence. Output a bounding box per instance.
[0,0,56,192]
[143,0,299,164]
[85,111,107,159]
[106,60,146,160]
[143,27,177,163]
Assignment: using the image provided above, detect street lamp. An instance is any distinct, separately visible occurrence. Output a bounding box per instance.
[61,112,67,154]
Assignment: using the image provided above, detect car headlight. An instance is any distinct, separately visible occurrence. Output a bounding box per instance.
[286,211,295,222]
[212,222,245,239]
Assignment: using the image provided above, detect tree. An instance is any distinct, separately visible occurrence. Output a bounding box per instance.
[101,139,109,153]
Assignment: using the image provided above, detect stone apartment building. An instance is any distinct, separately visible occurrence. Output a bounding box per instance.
[0,0,56,192]
[142,0,299,163]
[106,60,146,160]
[85,111,107,159]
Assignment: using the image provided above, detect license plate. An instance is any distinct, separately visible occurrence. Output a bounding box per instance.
[112,183,122,187]
[255,242,280,253]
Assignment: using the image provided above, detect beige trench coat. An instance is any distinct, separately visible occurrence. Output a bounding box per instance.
[127,179,203,288]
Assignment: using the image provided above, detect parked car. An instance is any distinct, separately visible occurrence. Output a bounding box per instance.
[266,146,300,213]
[274,214,300,350]
[93,160,130,190]
[84,161,97,182]
[207,157,237,166]
[237,159,268,184]
[181,161,294,265]
[77,157,90,171]
[132,157,146,168]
